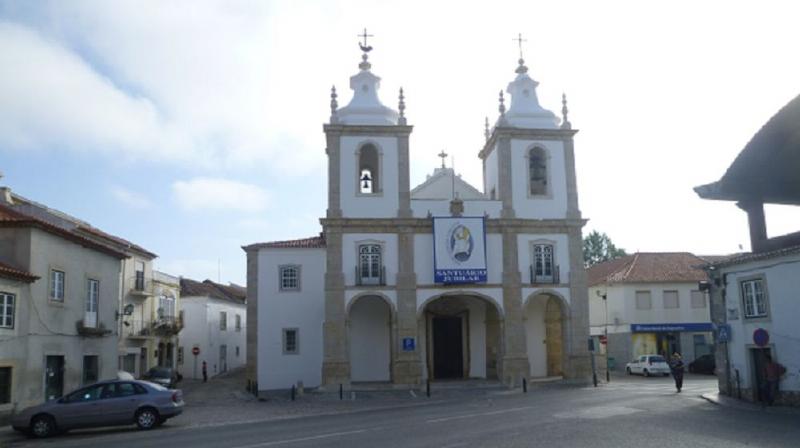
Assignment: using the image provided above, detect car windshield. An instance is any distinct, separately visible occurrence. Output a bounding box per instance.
[649,356,666,363]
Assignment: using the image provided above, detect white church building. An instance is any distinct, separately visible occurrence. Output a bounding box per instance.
[244,42,591,393]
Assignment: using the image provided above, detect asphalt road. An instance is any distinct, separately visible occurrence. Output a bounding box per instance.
[7,374,800,448]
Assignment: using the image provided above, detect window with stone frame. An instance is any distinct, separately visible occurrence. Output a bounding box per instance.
[220,311,227,331]
[741,278,768,318]
[0,292,14,329]
[279,265,300,291]
[635,291,652,310]
[283,328,299,354]
[50,269,65,301]
[235,314,242,332]
[690,290,706,308]
[662,290,679,309]
[358,244,383,285]
[358,144,380,194]
[528,147,548,196]
[532,244,555,283]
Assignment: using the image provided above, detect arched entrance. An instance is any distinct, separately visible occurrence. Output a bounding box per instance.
[419,294,502,381]
[348,294,393,382]
[525,292,567,378]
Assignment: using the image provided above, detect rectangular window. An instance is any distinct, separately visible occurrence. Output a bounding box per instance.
[220,311,227,331]
[50,269,65,301]
[690,290,706,308]
[0,367,10,404]
[741,278,767,318]
[82,355,99,385]
[532,244,556,283]
[283,328,299,354]
[235,314,242,332]
[177,347,184,365]
[279,265,300,291]
[134,261,145,291]
[0,292,14,329]
[635,291,652,310]
[662,290,679,309]
[85,279,99,328]
[358,244,383,285]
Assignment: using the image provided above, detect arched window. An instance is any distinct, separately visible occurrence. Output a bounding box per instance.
[358,144,380,194]
[529,147,547,196]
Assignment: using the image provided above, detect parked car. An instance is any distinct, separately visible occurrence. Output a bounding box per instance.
[141,367,182,389]
[688,354,716,375]
[11,380,184,438]
[626,354,671,377]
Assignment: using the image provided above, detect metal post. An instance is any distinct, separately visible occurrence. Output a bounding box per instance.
[603,293,610,383]
[589,338,598,387]
[339,383,343,400]
[523,377,527,393]
[291,385,296,401]
[426,379,431,397]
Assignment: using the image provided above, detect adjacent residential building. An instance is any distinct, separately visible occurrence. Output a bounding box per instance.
[695,94,800,405]
[587,253,714,370]
[0,202,126,421]
[244,44,592,394]
[178,278,246,379]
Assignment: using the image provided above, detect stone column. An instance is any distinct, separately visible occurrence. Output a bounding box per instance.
[321,227,349,386]
[393,226,422,384]
[563,134,582,220]
[565,225,591,381]
[397,133,412,218]
[245,248,259,394]
[325,128,343,218]
[497,136,516,219]
[500,226,529,386]
[708,270,730,395]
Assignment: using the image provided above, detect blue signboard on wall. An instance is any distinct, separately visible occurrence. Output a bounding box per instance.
[433,217,488,284]
[630,323,713,333]
[402,337,416,351]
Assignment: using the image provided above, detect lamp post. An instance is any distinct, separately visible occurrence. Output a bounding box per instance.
[603,293,610,382]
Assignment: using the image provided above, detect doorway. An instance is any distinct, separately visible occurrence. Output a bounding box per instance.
[44,355,64,400]
[751,347,772,402]
[432,316,464,379]
[219,345,228,374]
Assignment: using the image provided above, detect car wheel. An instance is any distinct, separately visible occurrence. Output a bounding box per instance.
[135,407,160,430]
[643,369,650,377]
[30,414,55,438]
[626,367,632,375]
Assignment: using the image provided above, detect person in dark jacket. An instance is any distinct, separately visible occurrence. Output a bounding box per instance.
[202,360,208,383]
[670,353,685,392]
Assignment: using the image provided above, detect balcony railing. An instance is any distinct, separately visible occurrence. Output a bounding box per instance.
[123,317,183,338]
[152,316,183,336]
[123,319,153,338]
[355,265,386,286]
[127,276,153,298]
[530,264,560,285]
[76,319,112,337]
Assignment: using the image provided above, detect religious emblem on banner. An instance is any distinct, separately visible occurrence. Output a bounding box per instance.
[448,224,474,263]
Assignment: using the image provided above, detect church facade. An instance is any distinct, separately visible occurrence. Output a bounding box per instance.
[244,45,591,393]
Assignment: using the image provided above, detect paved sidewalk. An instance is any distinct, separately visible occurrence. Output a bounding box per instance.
[701,392,800,415]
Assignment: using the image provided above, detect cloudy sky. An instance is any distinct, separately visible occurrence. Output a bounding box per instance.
[1,0,798,284]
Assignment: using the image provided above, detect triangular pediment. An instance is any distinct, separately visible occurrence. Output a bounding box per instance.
[411,168,486,200]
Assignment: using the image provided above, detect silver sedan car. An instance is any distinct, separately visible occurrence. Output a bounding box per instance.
[11,380,184,438]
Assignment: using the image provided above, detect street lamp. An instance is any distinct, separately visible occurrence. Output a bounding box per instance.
[602,293,610,382]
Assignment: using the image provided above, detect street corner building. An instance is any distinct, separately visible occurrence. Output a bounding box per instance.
[243,42,592,394]
[695,93,800,406]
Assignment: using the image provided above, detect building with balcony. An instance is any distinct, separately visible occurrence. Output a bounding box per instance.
[243,42,592,394]
[0,198,126,423]
[695,93,800,406]
[178,278,246,379]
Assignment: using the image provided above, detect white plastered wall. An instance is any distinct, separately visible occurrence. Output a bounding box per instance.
[348,296,392,382]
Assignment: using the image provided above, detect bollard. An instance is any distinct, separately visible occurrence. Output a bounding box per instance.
[523,377,527,393]
[339,383,343,400]
[426,379,431,398]
[291,384,296,401]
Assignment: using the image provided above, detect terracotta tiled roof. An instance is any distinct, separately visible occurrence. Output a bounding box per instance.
[180,278,246,304]
[587,252,712,287]
[704,244,800,269]
[0,205,127,259]
[242,234,326,251]
[77,225,157,258]
[0,260,38,283]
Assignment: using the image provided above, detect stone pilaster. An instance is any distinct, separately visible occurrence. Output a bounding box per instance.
[565,226,591,381]
[321,228,349,386]
[245,248,259,393]
[497,136,516,219]
[325,129,342,218]
[393,226,422,384]
[500,226,529,386]
[708,270,730,395]
[397,134,412,218]
[563,136,581,220]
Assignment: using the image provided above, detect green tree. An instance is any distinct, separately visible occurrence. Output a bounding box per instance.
[583,230,627,267]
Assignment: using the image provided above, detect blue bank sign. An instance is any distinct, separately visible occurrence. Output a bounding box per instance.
[433,217,487,284]
[630,323,713,333]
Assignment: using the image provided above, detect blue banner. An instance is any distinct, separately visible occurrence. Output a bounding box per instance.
[630,323,713,333]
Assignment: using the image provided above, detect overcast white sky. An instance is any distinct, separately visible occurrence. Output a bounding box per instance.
[1,0,799,284]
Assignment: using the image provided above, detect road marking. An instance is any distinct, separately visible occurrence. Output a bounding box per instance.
[230,429,368,447]
[425,406,536,424]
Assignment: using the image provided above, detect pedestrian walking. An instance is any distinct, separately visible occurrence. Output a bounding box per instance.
[202,360,208,383]
[763,355,786,406]
[670,353,685,392]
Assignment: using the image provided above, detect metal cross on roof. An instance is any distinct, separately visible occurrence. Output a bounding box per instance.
[438,150,448,168]
[358,28,374,53]
[513,33,527,59]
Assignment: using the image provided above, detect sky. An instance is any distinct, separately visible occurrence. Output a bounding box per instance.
[1,0,799,285]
